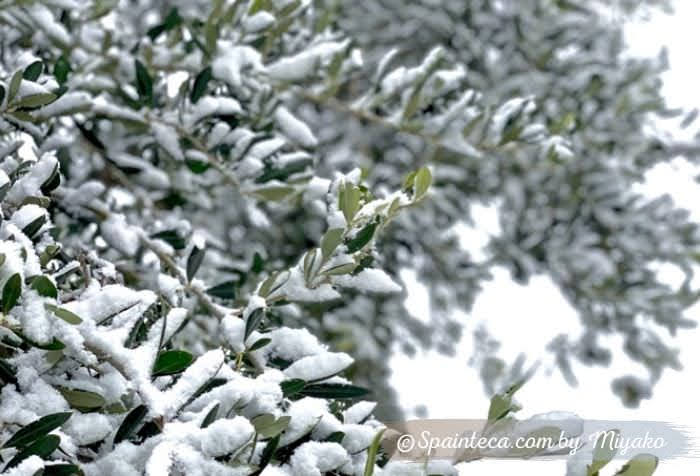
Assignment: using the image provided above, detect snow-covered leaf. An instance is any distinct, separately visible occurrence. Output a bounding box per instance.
[114,405,147,444]
[190,67,212,104]
[321,228,344,260]
[152,350,194,376]
[244,307,265,341]
[134,60,153,106]
[2,273,21,313]
[205,280,237,299]
[252,414,291,439]
[58,388,106,411]
[45,304,83,325]
[299,383,369,399]
[4,435,60,471]
[22,61,43,82]
[186,243,206,282]
[614,454,659,476]
[345,220,377,253]
[2,412,71,449]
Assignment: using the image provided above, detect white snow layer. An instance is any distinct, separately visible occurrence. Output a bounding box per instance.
[334,269,402,294]
[283,352,353,381]
[275,106,318,148]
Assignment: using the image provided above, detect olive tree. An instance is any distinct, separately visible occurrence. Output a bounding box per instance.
[0,0,684,474]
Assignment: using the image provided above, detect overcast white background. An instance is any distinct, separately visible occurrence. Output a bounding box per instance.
[391,1,700,474]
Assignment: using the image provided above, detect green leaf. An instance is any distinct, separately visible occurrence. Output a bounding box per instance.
[345,221,377,253]
[0,85,5,106]
[8,110,34,122]
[16,333,65,350]
[0,359,17,385]
[413,167,432,200]
[326,431,345,443]
[134,60,153,106]
[54,56,71,85]
[152,350,194,376]
[3,273,22,313]
[363,428,386,476]
[248,337,271,352]
[150,230,186,250]
[3,434,60,470]
[487,378,526,421]
[0,253,5,267]
[258,272,278,298]
[402,170,417,190]
[321,228,344,260]
[40,163,61,194]
[258,270,289,298]
[39,245,61,267]
[255,158,312,184]
[614,454,659,476]
[2,412,71,449]
[185,158,210,174]
[299,383,370,399]
[15,93,57,109]
[58,388,106,411]
[244,307,265,341]
[402,89,423,123]
[205,280,237,300]
[22,61,43,81]
[322,262,357,276]
[252,414,291,439]
[588,429,620,476]
[0,182,10,203]
[253,185,296,201]
[252,252,265,273]
[190,66,212,104]
[339,182,362,224]
[488,393,516,422]
[147,7,182,40]
[104,402,128,415]
[22,214,47,238]
[186,243,206,282]
[280,379,306,397]
[256,434,280,474]
[303,249,318,282]
[45,304,83,325]
[204,21,219,56]
[45,349,64,367]
[30,275,57,298]
[248,0,270,14]
[43,463,84,476]
[8,70,22,103]
[21,196,51,208]
[136,420,163,441]
[201,403,220,428]
[114,405,147,444]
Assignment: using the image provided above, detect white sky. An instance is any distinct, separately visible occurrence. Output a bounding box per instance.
[391,1,700,474]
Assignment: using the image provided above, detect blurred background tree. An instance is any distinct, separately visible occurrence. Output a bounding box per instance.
[292,0,700,418]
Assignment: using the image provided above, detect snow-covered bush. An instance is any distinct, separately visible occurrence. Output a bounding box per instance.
[0,0,500,474]
[0,1,457,474]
